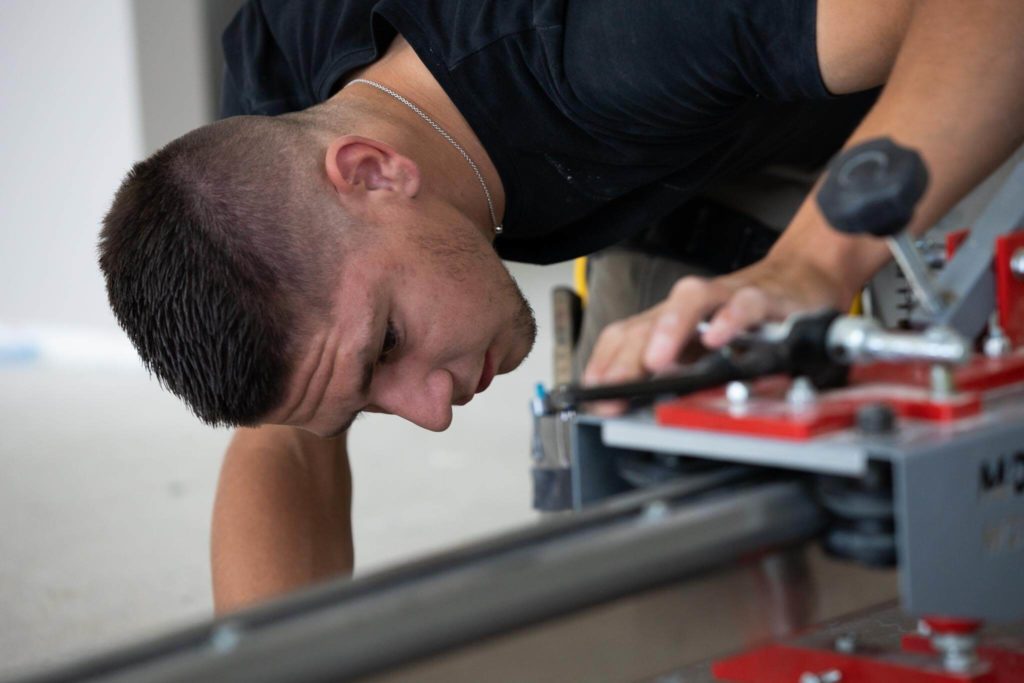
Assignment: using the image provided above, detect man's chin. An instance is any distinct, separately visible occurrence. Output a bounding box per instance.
[497,270,538,375]
[501,318,537,374]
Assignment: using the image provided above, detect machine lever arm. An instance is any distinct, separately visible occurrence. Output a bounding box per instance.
[817,137,947,318]
[545,308,970,412]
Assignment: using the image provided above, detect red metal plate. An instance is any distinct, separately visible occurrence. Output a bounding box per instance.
[712,643,995,683]
[901,636,1024,683]
[655,377,983,441]
[851,352,1024,393]
[995,231,1024,346]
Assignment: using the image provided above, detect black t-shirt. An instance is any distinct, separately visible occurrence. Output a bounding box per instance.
[221,0,877,264]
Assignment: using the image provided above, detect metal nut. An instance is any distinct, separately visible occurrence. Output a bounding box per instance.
[787,376,818,408]
[726,381,751,405]
[834,633,858,654]
[799,670,842,683]
[1011,247,1024,280]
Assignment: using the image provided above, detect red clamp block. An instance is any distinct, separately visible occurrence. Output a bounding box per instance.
[714,617,1024,683]
[946,227,1024,346]
[994,231,1024,346]
[712,642,1009,683]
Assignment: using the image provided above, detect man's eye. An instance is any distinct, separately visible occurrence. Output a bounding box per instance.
[379,319,399,363]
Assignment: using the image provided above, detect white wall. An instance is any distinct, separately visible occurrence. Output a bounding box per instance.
[0,0,143,332]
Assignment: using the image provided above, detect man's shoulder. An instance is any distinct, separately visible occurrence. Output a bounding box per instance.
[220,0,385,117]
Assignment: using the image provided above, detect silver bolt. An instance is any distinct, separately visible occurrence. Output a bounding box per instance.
[929,364,957,399]
[932,633,979,673]
[799,670,842,683]
[210,622,242,654]
[1011,248,1024,280]
[983,312,1012,358]
[641,500,670,524]
[834,633,857,654]
[787,376,818,409]
[726,381,751,406]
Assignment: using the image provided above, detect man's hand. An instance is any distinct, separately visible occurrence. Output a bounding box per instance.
[585,0,1024,411]
[581,252,849,410]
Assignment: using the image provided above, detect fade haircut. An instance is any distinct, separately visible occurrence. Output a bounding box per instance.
[99,114,345,427]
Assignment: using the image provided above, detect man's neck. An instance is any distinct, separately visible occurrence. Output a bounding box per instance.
[329,36,506,240]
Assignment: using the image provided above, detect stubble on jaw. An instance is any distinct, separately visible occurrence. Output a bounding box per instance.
[413,226,538,364]
[508,273,538,364]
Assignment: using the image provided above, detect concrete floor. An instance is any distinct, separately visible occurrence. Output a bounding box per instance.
[0,261,572,679]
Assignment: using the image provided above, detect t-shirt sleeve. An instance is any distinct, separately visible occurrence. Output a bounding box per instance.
[218,0,314,117]
[563,0,831,132]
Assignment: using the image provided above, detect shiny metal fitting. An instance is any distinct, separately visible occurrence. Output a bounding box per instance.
[799,670,842,683]
[1010,247,1024,280]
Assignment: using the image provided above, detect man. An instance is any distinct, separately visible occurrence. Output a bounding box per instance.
[98,0,1023,613]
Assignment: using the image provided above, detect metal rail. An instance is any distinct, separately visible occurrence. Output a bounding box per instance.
[12,480,823,683]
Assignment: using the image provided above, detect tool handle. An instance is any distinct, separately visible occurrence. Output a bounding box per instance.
[817,137,929,238]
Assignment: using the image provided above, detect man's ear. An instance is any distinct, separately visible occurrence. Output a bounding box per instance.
[324,135,420,199]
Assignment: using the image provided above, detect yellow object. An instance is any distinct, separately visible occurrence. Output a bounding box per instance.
[574,257,589,308]
[849,292,863,316]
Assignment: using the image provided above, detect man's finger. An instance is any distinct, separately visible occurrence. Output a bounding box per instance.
[585,355,648,415]
[583,319,630,385]
[701,286,771,348]
[643,277,728,371]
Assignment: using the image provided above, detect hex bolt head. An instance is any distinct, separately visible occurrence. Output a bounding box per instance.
[1011,247,1024,280]
[787,376,818,408]
[800,670,843,683]
[834,633,858,654]
[726,381,751,405]
[856,403,897,435]
[929,364,957,399]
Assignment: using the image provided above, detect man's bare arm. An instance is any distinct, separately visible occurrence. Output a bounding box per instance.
[211,425,353,614]
[770,0,1024,303]
[586,0,1024,385]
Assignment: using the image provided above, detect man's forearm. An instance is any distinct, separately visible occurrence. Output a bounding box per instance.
[771,0,1024,300]
[211,425,353,614]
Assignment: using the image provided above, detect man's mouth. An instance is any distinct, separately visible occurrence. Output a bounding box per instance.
[475,349,496,394]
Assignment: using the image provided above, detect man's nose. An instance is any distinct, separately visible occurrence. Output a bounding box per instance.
[375,368,454,432]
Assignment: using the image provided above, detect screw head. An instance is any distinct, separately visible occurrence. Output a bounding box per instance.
[800,671,843,683]
[726,381,751,405]
[834,633,858,654]
[1010,248,1024,280]
[856,403,897,434]
[787,376,818,408]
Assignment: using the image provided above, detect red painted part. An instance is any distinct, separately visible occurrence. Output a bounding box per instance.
[923,618,985,635]
[850,353,1024,393]
[994,231,1024,346]
[904,634,935,654]
[654,381,858,440]
[898,393,982,421]
[947,228,972,259]
[655,377,982,440]
[655,338,1024,441]
[944,226,1024,346]
[712,643,994,682]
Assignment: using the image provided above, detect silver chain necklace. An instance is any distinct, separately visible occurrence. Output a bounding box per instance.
[346,78,503,236]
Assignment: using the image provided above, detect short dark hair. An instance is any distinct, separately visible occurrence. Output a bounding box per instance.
[99,116,337,427]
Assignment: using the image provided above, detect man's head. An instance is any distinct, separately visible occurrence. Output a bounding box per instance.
[100,103,535,434]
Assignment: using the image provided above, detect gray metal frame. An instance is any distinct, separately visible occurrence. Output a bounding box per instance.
[571,386,1024,622]
[930,160,1024,334]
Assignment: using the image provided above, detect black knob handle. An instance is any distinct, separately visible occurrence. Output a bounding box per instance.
[816,137,929,238]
